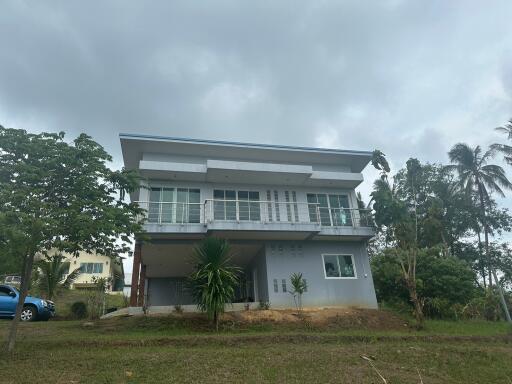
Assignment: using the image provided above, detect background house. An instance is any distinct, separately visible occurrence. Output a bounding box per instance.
[46,251,125,294]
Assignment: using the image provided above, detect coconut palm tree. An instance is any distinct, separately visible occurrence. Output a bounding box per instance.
[447,143,512,323]
[35,254,82,300]
[188,237,240,331]
[493,119,512,163]
[371,149,391,174]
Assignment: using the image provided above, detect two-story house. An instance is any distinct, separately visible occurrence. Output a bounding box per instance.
[44,251,125,293]
[121,133,377,309]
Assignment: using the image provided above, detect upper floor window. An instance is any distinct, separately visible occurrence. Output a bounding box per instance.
[307,193,352,226]
[80,262,103,274]
[148,187,200,224]
[213,190,260,221]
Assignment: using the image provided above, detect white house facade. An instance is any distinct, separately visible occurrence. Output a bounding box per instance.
[121,133,377,309]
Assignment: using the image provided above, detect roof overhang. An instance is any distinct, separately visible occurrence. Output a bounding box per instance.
[120,133,373,174]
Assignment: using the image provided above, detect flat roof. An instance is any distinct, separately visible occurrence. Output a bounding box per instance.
[119,133,373,156]
[120,133,373,173]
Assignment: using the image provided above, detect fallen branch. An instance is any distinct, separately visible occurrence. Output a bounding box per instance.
[360,354,387,384]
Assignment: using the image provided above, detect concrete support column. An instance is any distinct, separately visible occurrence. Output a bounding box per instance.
[130,242,141,306]
[137,264,146,307]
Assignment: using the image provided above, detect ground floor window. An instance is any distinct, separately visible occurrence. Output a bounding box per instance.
[322,254,356,279]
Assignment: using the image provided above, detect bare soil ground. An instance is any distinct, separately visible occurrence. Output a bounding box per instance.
[225,307,409,330]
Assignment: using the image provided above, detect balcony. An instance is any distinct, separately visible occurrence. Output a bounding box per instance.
[135,200,374,240]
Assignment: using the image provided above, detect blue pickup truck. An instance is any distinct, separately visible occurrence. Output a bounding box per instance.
[0,285,55,321]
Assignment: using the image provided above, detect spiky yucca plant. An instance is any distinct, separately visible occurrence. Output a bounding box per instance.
[188,238,240,331]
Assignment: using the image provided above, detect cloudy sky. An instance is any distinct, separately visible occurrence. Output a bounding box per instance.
[2,1,512,268]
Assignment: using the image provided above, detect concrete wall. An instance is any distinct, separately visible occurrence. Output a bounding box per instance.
[264,241,377,309]
[144,240,377,309]
[146,277,194,306]
[245,248,269,303]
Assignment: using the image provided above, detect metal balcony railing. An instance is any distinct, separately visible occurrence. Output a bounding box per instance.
[135,201,202,224]
[135,200,373,228]
[203,199,320,224]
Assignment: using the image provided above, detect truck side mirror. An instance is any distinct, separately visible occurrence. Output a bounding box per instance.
[9,291,16,298]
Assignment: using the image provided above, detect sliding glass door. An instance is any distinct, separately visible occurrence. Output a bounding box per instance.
[307,193,351,226]
[148,187,200,223]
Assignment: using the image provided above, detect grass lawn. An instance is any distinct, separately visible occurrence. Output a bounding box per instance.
[0,314,511,384]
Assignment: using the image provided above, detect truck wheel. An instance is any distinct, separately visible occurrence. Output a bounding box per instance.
[20,306,36,322]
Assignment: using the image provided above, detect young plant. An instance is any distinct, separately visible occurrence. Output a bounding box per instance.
[289,273,307,315]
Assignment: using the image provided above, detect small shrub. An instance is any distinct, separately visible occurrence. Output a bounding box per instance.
[244,303,251,311]
[174,304,183,313]
[424,298,457,320]
[290,272,307,314]
[462,290,502,321]
[258,301,270,310]
[70,301,88,319]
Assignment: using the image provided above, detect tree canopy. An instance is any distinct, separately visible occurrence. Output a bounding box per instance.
[0,126,145,352]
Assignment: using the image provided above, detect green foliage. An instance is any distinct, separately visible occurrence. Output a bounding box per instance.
[371,149,391,173]
[258,301,270,310]
[372,249,477,319]
[34,254,81,300]
[0,126,145,351]
[70,301,88,319]
[87,277,111,320]
[0,126,145,261]
[289,272,307,313]
[461,290,511,321]
[188,238,240,330]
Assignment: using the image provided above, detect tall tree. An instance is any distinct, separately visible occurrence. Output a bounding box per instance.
[0,126,144,353]
[446,143,512,323]
[371,150,391,174]
[371,175,426,328]
[188,237,240,331]
[493,119,512,165]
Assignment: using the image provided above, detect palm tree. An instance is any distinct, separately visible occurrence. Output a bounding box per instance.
[371,150,391,174]
[35,254,82,300]
[188,237,240,331]
[493,119,512,164]
[447,143,512,323]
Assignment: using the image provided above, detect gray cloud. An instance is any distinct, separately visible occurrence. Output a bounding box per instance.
[1,0,512,191]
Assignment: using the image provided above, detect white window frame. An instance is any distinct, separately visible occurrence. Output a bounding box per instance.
[307,193,352,226]
[321,254,357,279]
[213,189,261,221]
[148,185,201,224]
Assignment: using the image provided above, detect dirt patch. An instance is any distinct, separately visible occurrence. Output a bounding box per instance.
[224,307,409,331]
[93,307,409,333]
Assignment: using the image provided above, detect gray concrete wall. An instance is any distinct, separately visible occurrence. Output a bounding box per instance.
[265,241,377,309]
[145,240,377,309]
[245,248,269,303]
[146,277,194,306]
